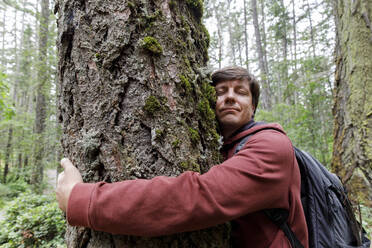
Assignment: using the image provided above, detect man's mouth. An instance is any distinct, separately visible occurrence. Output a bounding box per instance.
[220,108,239,113]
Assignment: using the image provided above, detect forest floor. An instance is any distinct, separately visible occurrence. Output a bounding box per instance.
[0,169,57,221]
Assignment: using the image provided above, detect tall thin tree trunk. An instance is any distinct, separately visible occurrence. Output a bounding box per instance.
[237,39,243,67]
[291,0,297,71]
[1,4,6,66]
[24,155,28,168]
[243,0,250,71]
[213,1,224,68]
[259,0,269,79]
[306,0,316,57]
[31,0,49,184]
[16,153,22,179]
[13,4,18,73]
[3,128,13,183]
[291,0,298,106]
[333,0,372,205]
[227,0,236,64]
[251,0,271,109]
[57,0,229,247]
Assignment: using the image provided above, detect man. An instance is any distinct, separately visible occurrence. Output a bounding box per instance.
[56,66,308,247]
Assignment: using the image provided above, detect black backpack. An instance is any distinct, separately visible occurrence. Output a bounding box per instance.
[234,129,371,248]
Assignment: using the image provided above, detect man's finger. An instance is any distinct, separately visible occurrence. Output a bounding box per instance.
[61,158,73,169]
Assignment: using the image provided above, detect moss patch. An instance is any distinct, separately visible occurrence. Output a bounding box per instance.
[155,129,165,141]
[179,160,201,173]
[188,127,200,145]
[142,36,163,55]
[198,98,215,123]
[143,95,162,116]
[200,24,210,49]
[127,1,135,9]
[186,0,203,20]
[172,139,181,149]
[179,75,192,94]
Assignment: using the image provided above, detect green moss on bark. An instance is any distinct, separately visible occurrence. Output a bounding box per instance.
[172,139,181,149]
[188,127,200,145]
[179,75,192,94]
[179,160,201,173]
[143,95,162,116]
[186,0,204,20]
[142,36,163,55]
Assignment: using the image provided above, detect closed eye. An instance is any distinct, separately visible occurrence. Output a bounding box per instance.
[216,88,227,96]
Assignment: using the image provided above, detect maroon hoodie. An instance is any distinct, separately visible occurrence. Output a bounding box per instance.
[67,123,308,247]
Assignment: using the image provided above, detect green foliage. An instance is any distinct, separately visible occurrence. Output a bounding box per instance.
[359,203,372,237]
[256,102,333,167]
[141,36,163,55]
[0,192,66,248]
[0,181,28,201]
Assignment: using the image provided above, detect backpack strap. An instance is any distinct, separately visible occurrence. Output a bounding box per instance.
[264,209,304,248]
[234,129,304,248]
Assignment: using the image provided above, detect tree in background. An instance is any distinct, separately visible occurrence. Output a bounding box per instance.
[0,0,57,185]
[56,0,229,246]
[333,0,372,218]
[31,0,50,184]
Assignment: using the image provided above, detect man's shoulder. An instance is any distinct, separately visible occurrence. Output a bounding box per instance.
[232,122,286,143]
[239,123,294,157]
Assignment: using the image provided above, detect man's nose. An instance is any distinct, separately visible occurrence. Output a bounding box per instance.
[225,89,236,103]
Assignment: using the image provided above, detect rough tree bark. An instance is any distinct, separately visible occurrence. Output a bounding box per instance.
[56,0,230,247]
[333,0,372,207]
[31,0,49,184]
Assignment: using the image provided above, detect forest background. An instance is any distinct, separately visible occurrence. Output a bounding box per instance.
[0,0,370,247]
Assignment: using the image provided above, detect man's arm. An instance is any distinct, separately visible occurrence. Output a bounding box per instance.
[56,130,295,236]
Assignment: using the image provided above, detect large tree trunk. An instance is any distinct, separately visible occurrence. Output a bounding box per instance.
[333,0,372,207]
[31,0,49,184]
[56,0,230,247]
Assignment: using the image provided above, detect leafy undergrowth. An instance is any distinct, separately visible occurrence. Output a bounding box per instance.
[0,187,66,248]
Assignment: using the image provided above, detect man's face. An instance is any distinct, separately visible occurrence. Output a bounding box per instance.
[215,79,255,136]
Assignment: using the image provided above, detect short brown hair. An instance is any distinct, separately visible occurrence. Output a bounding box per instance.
[211,66,260,114]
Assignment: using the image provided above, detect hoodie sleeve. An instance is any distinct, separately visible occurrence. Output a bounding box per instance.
[67,129,295,236]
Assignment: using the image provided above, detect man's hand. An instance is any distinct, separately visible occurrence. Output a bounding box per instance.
[56,158,83,213]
